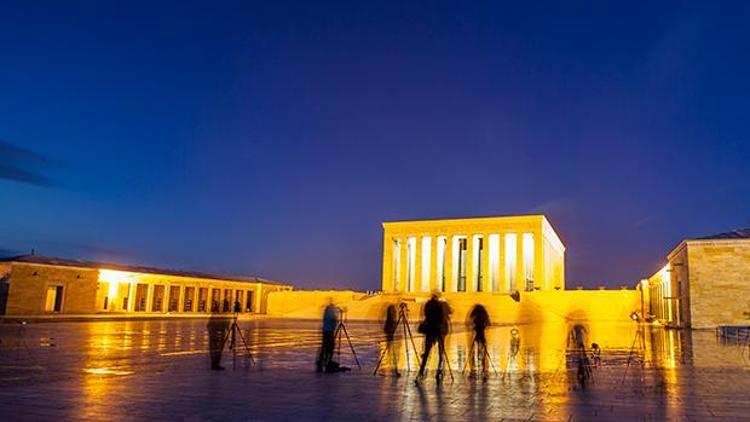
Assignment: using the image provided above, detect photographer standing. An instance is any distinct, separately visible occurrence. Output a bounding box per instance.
[207,302,230,370]
[416,294,451,383]
[469,304,490,379]
[382,304,401,376]
[316,299,340,373]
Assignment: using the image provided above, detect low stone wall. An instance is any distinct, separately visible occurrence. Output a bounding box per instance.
[266,289,643,324]
[265,290,367,317]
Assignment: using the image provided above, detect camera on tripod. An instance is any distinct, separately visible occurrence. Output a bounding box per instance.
[233,300,241,314]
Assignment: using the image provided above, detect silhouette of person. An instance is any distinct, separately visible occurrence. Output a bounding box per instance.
[567,324,591,388]
[591,342,601,367]
[382,304,401,376]
[207,302,230,370]
[316,300,340,373]
[416,294,451,382]
[469,304,491,378]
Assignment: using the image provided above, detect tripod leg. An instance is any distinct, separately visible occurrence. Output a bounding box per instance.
[440,339,454,382]
[340,323,362,369]
[485,344,498,375]
[336,325,342,362]
[402,316,422,368]
[621,326,640,384]
[233,324,255,366]
[373,340,392,375]
[401,316,410,372]
[462,339,476,375]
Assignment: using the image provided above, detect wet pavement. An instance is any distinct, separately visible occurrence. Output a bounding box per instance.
[1,318,750,421]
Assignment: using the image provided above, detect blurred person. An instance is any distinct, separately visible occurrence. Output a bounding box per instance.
[567,324,592,388]
[416,294,451,383]
[591,343,601,367]
[468,304,491,379]
[207,302,230,370]
[382,304,401,376]
[316,299,340,373]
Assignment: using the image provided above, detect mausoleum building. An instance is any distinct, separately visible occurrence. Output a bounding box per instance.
[381,215,565,294]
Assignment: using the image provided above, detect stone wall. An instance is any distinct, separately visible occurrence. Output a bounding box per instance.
[2,262,290,317]
[266,290,367,317]
[266,289,642,324]
[5,263,99,315]
[683,240,750,329]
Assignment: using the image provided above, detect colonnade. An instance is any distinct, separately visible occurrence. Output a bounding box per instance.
[383,230,546,294]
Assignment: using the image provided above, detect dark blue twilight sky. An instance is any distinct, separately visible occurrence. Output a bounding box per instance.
[1,1,749,290]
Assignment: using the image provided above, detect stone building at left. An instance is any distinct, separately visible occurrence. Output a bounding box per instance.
[0,255,291,317]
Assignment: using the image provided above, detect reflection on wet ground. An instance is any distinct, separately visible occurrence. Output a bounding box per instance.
[1,318,750,420]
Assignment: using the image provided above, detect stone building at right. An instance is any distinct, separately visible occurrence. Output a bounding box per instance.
[643,228,750,329]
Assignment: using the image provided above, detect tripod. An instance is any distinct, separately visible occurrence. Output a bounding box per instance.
[621,322,646,384]
[222,312,255,371]
[334,309,362,370]
[501,333,521,381]
[461,334,498,377]
[373,303,421,375]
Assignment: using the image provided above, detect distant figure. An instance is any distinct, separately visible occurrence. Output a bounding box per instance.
[510,328,520,355]
[568,324,592,388]
[223,298,230,313]
[382,304,401,376]
[469,304,491,378]
[506,328,521,374]
[569,324,587,351]
[207,303,230,370]
[416,294,451,382]
[591,343,601,367]
[316,300,340,373]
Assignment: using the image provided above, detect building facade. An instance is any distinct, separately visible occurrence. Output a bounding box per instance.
[0,255,291,317]
[643,228,750,329]
[381,215,565,294]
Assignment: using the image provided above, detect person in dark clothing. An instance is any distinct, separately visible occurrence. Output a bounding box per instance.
[382,304,401,376]
[207,303,230,370]
[316,300,340,373]
[469,304,491,378]
[416,294,451,382]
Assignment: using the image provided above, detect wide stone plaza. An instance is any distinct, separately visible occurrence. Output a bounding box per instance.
[1,318,750,421]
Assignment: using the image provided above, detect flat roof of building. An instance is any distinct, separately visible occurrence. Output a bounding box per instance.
[695,228,750,240]
[382,213,549,226]
[0,254,289,286]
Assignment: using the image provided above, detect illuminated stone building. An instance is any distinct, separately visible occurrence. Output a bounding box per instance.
[381,215,565,294]
[643,228,750,329]
[0,255,291,317]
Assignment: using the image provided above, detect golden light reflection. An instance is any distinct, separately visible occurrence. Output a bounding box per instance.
[99,269,136,298]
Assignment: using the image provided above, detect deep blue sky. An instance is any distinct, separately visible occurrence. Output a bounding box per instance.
[1,1,749,290]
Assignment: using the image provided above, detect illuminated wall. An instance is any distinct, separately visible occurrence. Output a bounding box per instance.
[267,288,642,324]
[647,238,750,329]
[1,259,290,316]
[381,215,566,294]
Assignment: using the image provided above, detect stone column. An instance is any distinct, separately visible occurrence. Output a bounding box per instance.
[498,232,506,293]
[516,233,525,293]
[381,232,393,292]
[481,233,491,293]
[398,236,408,293]
[127,282,136,312]
[415,235,423,294]
[534,230,544,290]
[445,235,454,293]
[466,234,475,293]
[429,235,438,293]
[255,283,263,314]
